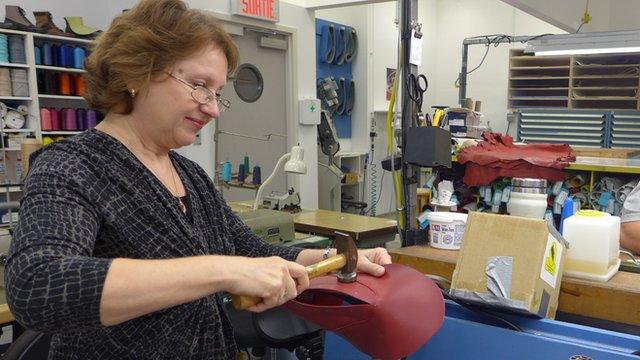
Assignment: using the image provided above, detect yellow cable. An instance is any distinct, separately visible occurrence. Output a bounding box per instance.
[386,70,405,230]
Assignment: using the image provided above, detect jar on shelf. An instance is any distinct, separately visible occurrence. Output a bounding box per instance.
[507,178,548,219]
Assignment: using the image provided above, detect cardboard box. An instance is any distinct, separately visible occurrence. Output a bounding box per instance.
[450,212,568,318]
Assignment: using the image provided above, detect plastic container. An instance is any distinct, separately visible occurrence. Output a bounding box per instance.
[507,178,548,219]
[562,210,620,282]
[427,212,468,250]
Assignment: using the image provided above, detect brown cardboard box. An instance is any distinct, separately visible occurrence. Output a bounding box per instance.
[450,212,568,318]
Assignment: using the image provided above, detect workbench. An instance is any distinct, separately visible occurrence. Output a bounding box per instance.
[390,245,640,328]
[229,201,398,247]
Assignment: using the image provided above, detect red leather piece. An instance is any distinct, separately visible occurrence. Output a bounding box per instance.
[284,263,444,360]
[457,132,575,186]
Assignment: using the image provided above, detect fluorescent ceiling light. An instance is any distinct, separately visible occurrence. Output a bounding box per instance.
[525,30,640,56]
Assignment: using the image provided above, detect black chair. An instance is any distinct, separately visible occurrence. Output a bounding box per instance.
[224,296,324,360]
[1,329,51,360]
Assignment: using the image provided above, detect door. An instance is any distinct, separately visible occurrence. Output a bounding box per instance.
[217,29,288,203]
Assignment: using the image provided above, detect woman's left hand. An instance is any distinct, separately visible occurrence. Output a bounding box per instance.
[356,247,392,277]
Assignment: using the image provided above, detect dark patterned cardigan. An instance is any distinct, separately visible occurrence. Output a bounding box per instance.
[5,129,302,359]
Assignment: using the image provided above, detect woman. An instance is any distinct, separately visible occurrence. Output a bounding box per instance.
[5,0,391,358]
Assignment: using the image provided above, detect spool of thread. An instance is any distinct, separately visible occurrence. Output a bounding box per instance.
[50,108,61,130]
[10,68,29,97]
[76,108,86,130]
[50,44,59,67]
[0,68,11,96]
[61,108,77,130]
[74,74,85,96]
[243,155,250,174]
[237,164,246,183]
[252,165,261,185]
[8,35,25,64]
[72,47,85,69]
[58,73,72,95]
[42,43,52,66]
[34,46,42,65]
[220,161,232,182]
[58,45,69,67]
[44,71,58,94]
[0,34,8,63]
[20,137,43,180]
[40,108,52,131]
[65,45,73,68]
[85,109,97,129]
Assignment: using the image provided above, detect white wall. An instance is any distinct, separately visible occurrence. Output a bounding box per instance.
[4,0,319,209]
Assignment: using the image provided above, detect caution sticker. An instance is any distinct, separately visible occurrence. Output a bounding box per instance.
[540,234,562,289]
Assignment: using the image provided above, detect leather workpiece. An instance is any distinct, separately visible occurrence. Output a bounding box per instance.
[285,263,445,360]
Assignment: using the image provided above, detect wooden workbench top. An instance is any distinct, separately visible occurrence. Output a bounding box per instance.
[292,209,397,240]
[391,245,640,326]
[228,201,397,241]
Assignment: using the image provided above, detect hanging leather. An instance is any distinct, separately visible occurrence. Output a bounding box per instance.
[320,25,335,64]
[335,26,349,65]
[336,77,347,115]
[346,79,355,115]
[284,263,445,360]
[345,28,358,63]
[333,26,345,65]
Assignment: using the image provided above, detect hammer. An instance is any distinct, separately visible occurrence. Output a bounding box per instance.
[232,231,359,310]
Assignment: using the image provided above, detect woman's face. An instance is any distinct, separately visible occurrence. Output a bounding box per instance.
[131,44,229,149]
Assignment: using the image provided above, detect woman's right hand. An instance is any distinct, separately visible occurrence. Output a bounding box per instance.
[223,256,310,312]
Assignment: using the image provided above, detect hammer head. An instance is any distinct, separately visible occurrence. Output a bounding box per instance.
[334,231,358,283]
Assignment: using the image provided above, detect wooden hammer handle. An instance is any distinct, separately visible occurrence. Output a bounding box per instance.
[232,254,346,310]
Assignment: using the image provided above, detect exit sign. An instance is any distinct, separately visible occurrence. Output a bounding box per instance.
[231,0,280,22]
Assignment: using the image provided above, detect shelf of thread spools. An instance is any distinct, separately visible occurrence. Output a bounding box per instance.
[34,33,89,113]
[218,158,262,190]
[0,31,29,100]
[39,107,101,144]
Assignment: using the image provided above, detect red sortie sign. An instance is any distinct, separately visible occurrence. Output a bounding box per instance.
[241,0,276,21]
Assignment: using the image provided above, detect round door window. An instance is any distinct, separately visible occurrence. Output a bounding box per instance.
[234,63,264,103]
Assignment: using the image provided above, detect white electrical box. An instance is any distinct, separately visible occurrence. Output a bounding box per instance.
[298,98,321,125]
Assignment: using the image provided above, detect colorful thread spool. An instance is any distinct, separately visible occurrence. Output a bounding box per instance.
[243,155,250,174]
[85,109,97,129]
[73,74,85,96]
[58,73,72,95]
[72,47,85,69]
[252,165,261,185]
[61,108,77,130]
[8,35,25,64]
[49,108,61,130]
[238,164,246,183]
[58,45,69,67]
[42,43,52,66]
[40,108,52,131]
[50,44,59,67]
[0,34,8,63]
[76,108,86,130]
[34,46,41,65]
[221,161,232,182]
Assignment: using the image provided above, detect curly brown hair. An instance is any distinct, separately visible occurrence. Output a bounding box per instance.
[83,0,238,114]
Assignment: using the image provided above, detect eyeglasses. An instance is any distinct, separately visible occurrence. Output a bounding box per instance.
[166,72,231,112]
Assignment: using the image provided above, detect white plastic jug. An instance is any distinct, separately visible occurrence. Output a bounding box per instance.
[562,210,620,282]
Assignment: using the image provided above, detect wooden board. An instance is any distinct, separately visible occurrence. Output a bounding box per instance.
[391,246,640,326]
[571,147,640,159]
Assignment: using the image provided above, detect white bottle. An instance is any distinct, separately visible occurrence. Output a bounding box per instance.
[563,210,620,282]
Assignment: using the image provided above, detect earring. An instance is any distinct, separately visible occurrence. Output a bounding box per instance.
[129,88,136,97]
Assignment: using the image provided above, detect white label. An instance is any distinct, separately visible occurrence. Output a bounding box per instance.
[409,29,422,66]
[450,119,465,126]
[540,234,562,289]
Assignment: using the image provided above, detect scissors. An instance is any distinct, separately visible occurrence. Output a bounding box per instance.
[407,73,428,126]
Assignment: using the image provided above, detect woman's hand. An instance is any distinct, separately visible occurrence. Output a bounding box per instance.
[355,247,393,276]
[223,256,310,312]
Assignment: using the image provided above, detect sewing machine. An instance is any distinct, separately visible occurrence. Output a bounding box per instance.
[237,209,296,244]
[261,188,302,212]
